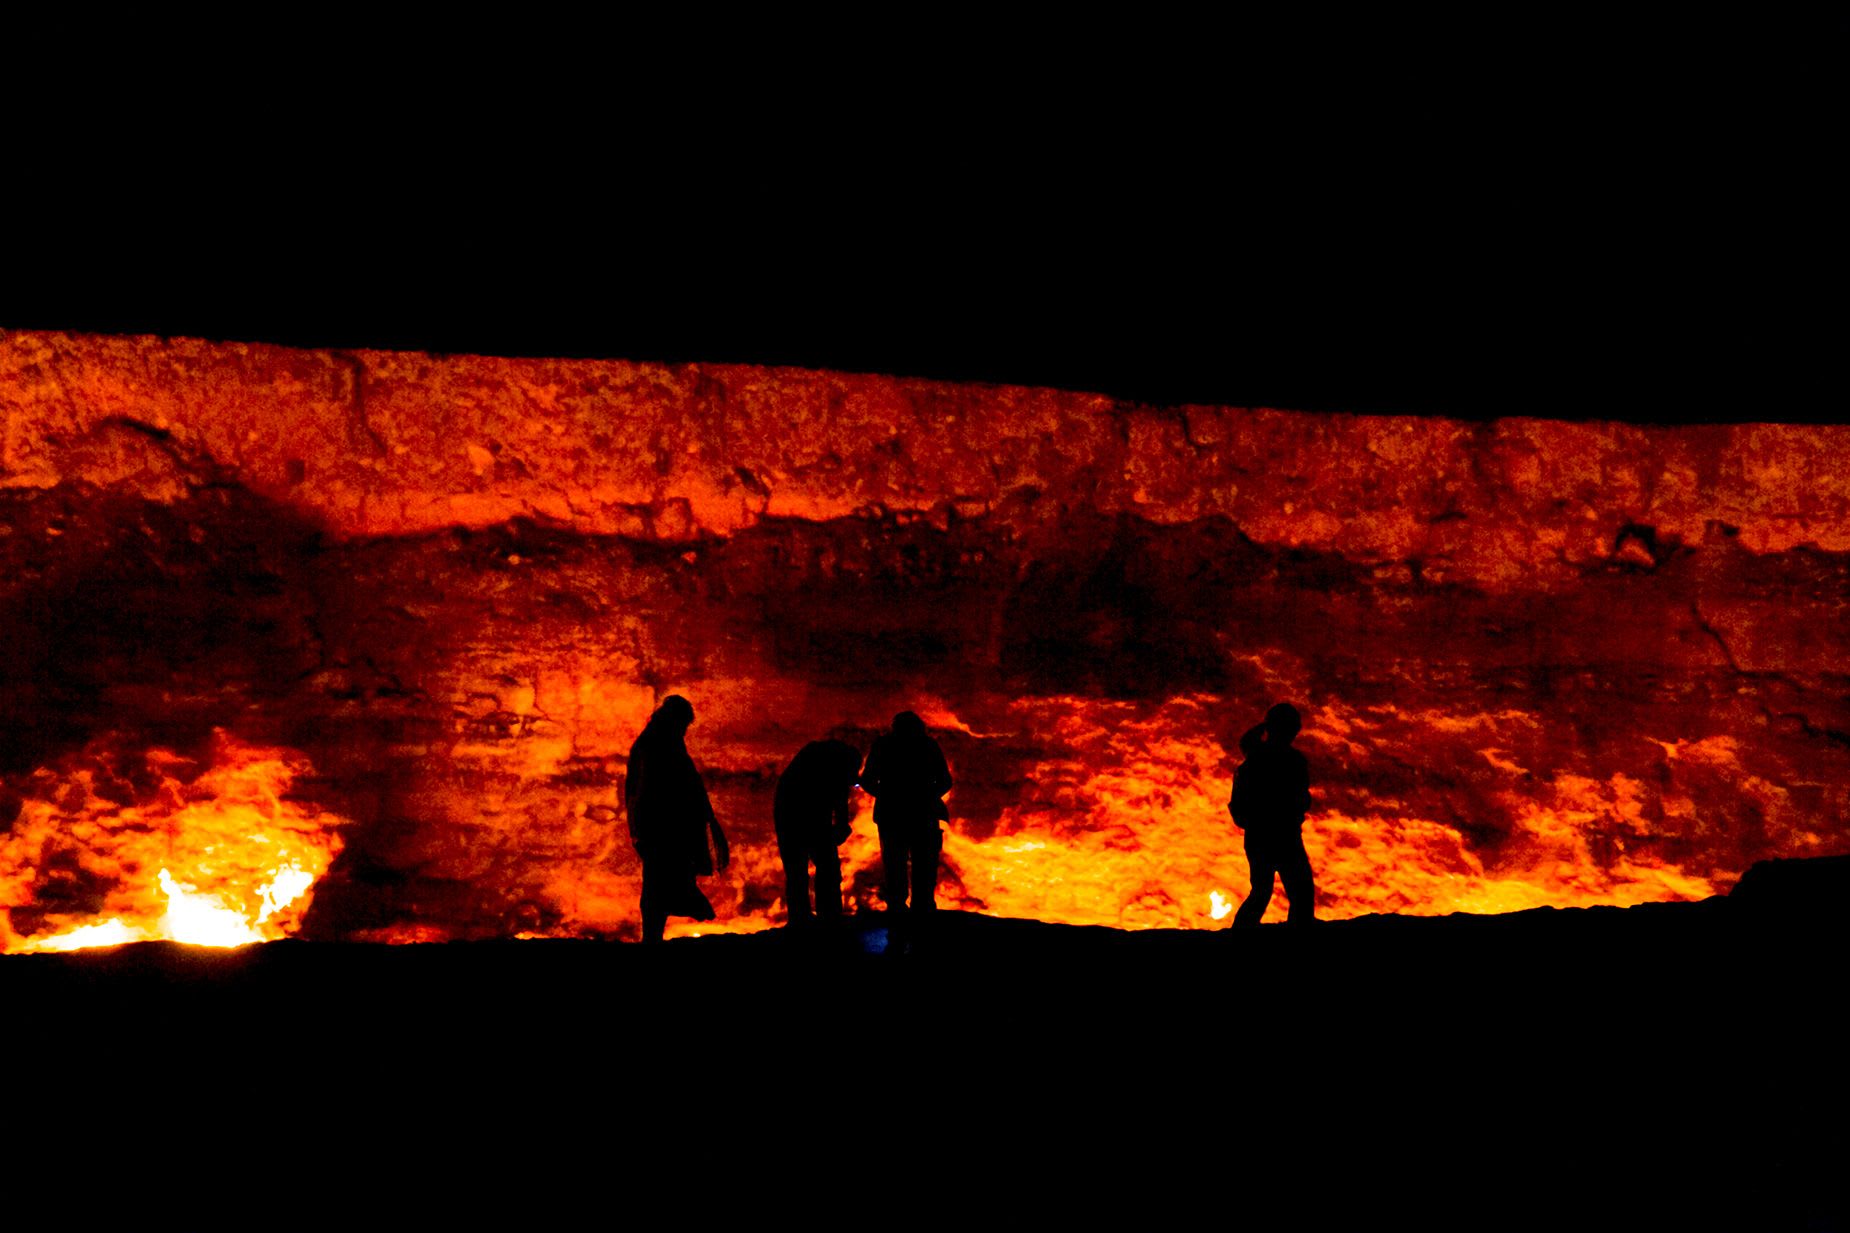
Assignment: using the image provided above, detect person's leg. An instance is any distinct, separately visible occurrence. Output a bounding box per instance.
[680,884,716,922]
[877,823,909,921]
[640,861,667,943]
[910,825,942,917]
[814,838,843,923]
[778,831,812,925]
[1233,836,1276,928]
[1280,834,1316,926]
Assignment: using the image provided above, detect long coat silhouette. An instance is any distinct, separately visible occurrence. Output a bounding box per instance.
[626,695,729,942]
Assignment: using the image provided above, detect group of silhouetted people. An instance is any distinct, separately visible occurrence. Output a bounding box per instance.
[624,694,1315,944]
[626,698,954,944]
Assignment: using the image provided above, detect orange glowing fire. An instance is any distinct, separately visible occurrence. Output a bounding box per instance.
[535,691,1768,941]
[4,689,1779,949]
[1,732,348,953]
[929,694,1730,927]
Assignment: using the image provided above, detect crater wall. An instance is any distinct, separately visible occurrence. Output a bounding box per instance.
[4,330,1846,944]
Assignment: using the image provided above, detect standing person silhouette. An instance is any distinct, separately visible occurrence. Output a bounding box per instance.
[774,738,862,927]
[625,695,730,943]
[858,711,952,942]
[1229,702,1316,927]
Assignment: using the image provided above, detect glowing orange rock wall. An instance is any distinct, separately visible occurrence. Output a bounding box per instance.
[3,330,1847,944]
[8,331,1850,575]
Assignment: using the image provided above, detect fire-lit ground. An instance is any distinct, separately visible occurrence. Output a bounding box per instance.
[9,889,1846,1225]
[4,331,1849,950]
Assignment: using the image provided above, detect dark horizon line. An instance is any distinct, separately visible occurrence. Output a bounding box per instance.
[7,311,1844,428]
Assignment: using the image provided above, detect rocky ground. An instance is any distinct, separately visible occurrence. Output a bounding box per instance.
[9,870,1845,1227]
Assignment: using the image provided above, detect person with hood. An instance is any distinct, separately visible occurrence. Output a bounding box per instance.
[1229,701,1315,927]
[773,738,862,926]
[857,711,952,934]
[625,694,729,943]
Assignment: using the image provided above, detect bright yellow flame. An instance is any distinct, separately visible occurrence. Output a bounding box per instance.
[157,869,267,947]
[2,733,348,953]
[23,863,326,952]
[1209,890,1234,920]
[663,916,778,941]
[259,864,316,921]
[24,918,150,952]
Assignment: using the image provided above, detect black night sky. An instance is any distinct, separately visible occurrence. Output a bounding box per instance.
[5,15,1840,425]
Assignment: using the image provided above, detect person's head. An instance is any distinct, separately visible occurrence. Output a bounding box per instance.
[655,694,695,733]
[1265,702,1301,745]
[891,711,927,738]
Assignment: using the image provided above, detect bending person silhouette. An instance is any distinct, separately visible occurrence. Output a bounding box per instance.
[626,694,730,943]
[774,738,861,926]
[858,712,952,936]
[1229,702,1315,927]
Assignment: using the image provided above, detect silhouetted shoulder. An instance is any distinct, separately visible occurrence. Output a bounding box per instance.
[776,740,860,819]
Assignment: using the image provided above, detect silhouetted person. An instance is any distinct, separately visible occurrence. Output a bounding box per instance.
[774,738,861,926]
[626,695,730,943]
[1230,702,1315,927]
[858,712,951,936]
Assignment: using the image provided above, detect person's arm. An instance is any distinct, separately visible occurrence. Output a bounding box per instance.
[710,812,730,870]
[1239,722,1268,757]
[831,789,853,846]
[694,769,729,870]
[858,744,882,798]
[773,755,803,836]
[932,743,953,800]
[625,748,649,855]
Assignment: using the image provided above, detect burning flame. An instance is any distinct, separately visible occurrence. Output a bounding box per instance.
[540,689,1811,940]
[26,918,142,953]
[916,695,1735,928]
[7,697,1810,947]
[1,733,348,953]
